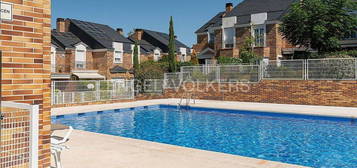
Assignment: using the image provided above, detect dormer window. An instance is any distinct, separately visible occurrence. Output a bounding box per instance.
[75,44,87,69]
[113,42,124,64]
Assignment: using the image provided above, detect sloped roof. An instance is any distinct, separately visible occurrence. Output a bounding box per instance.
[68,19,132,51]
[51,30,83,49]
[143,29,189,49]
[110,65,134,74]
[51,37,65,51]
[195,0,296,33]
[195,12,225,34]
[225,0,296,24]
[137,29,190,53]
[127,37,156,53]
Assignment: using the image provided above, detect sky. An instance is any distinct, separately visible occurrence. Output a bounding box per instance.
[51,0,243,47]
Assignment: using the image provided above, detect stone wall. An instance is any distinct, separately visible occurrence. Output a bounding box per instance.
[164,80,357,107]
[0,0,52,167]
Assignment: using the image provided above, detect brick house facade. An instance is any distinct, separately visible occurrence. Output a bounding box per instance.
[129,29,192,62]
[0,0,52,167]
[193,0,297,63]
[52,19,192,81]
[51,18,136,80]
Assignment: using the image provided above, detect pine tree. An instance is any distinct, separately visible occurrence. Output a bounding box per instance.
[168,16,177,72]
[133,41,139,70]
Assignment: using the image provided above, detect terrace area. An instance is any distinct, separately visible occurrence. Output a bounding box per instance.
[51,99,357,168]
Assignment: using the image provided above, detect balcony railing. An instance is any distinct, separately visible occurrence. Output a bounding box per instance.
[51,61,100,73]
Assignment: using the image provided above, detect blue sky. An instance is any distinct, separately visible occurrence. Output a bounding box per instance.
[51,0,243,47]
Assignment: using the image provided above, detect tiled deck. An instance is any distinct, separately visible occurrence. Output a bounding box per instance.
[51,99,357,168]
[52,130,307,168]
[52,98,357,118]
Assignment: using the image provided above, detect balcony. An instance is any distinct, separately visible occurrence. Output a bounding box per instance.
[51,61,98,74]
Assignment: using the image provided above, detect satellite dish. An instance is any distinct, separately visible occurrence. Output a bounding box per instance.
[87,83,95,89]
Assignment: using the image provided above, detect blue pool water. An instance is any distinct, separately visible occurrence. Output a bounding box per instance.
[52,105,357,168]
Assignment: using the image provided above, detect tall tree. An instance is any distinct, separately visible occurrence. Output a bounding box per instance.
[168,16,177,72]
[133,41,139,70]
[280,0,357,54]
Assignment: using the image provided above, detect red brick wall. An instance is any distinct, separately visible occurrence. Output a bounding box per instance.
[193,34,209,53]
[165,80,357,107]
[0,0,51,167]
[194,24,296,60]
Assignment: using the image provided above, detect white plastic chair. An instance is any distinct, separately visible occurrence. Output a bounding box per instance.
[51,126,73,168]
[51,126,73,145]
[51,144,68,168]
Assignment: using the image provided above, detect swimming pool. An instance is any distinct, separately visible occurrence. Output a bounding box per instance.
[52,105,357,168]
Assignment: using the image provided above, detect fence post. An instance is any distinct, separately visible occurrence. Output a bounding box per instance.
[131,80,135,99]
[304,59,307,80]
[259,60,263,81]
[81,92,84,103]
[51,81,54,105]
[96,81,100,101]
[62,92,65,104]
[355,58,357,80]
[29,105,39,168]
[216,66,220,83]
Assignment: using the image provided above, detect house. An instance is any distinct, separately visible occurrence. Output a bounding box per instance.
[51,18,192,81]
[51,18,137,80]
[129,29,192,62]
[193,0,298,63]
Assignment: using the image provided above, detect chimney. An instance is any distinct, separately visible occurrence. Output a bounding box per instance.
[57,18,66,32]
[134,29,144,41]
[226,3,233,13]
[116,28,124,36]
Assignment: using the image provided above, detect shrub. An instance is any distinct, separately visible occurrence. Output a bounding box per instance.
[217,56,242,65]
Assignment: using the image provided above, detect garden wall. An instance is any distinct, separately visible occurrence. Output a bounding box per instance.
[164,80,357,107]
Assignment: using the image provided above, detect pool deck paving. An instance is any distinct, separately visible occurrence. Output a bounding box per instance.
[52,129,308,168]
[51,99,357,168]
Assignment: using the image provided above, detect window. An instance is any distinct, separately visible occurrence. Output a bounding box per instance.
[114,50,123,63]
[75,45,86,69]
[223,28,235,48]
[75,62,85,69]
[253,25,266,47]
[208,32,215,44]
[113,42,124,64]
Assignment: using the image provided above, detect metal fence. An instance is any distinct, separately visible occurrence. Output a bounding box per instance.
[262,59,305,80]
[263,58,357,80]
[164,72,192,88]
[163,58,357,88]
[142,79,164,93]
[52,80,135,105]
[307,58,357,80]
[1,101,39,168]
[180,65,260,83]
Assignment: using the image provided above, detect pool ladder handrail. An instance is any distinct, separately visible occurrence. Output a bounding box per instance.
[178,92,196,108]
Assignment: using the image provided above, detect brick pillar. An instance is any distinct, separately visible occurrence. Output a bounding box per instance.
[214,29,222,57]
[0,0,52,167]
